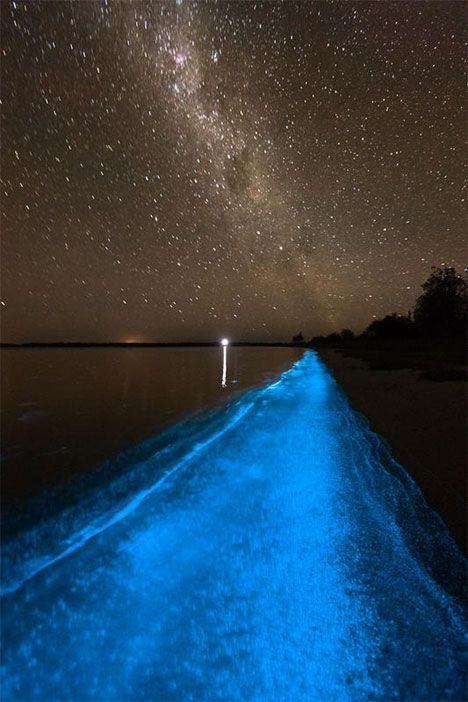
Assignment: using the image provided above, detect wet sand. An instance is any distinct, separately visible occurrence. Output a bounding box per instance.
[319,349,467,553]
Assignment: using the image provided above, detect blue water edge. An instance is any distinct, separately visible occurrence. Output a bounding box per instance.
[1,351,466,701]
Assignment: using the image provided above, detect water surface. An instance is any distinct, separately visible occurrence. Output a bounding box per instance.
[1,346,301,508]
[1,351,465,701]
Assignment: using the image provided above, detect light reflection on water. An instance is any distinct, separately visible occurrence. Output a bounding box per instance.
[1,346,301,507]
[221,344,228,387]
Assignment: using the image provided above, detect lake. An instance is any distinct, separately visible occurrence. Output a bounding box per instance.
[1,346,302,509]
[1,349,465,701]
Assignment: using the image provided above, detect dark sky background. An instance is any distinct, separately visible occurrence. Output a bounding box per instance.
[1,0,466,342]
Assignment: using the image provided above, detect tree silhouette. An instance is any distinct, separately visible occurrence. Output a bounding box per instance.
[414,267,467,336]
[339,328,355,342]
[363,313,415,339]
[292,331,305,344]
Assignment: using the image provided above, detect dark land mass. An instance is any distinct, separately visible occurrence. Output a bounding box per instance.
[313,337,467,381]
[316,339,467,553]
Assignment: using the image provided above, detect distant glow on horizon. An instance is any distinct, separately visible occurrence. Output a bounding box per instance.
[121,335,146,344]
[221,338,229,346]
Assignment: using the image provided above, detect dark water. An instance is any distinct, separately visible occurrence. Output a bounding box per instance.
[1,346,301,508]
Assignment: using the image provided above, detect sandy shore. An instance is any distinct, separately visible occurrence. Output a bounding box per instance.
[319,349,467,553]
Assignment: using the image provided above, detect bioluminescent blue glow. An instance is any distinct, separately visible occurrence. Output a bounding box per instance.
[1,352,466,701]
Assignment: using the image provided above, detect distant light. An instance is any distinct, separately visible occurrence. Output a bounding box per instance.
[221,338,229,346]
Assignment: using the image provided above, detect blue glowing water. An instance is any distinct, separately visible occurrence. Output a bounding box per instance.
[1,351,466,701]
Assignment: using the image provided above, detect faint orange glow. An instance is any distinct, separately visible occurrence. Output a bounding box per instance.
[120,335,146,344]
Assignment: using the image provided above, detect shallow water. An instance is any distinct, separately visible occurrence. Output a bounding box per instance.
[1,346,301,507]
[1,351,466,701]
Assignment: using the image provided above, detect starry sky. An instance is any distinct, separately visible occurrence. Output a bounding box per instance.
[1,0,466,342]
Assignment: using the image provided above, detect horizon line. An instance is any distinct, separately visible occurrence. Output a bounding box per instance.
[0,340,304,348]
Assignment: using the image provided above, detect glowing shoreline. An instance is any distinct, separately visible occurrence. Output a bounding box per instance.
[2,351,466,701]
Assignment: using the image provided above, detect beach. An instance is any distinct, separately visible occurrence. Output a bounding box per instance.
[319,349,467,553]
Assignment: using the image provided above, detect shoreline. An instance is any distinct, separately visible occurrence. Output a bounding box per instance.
[319,349,467,553]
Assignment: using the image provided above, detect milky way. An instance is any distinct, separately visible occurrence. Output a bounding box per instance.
[1,1,466,342]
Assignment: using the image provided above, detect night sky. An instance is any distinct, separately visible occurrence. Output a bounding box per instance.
[1,0,466,342]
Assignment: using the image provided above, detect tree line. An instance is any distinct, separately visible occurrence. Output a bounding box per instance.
[293,267,467,345]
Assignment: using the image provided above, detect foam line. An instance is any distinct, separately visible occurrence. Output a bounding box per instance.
[3,354,308,596]
[2,399,255,597]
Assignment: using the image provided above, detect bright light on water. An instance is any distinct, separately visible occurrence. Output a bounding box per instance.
[1,351,465,701]
[221,345,227,388]
[221,338,229,346]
